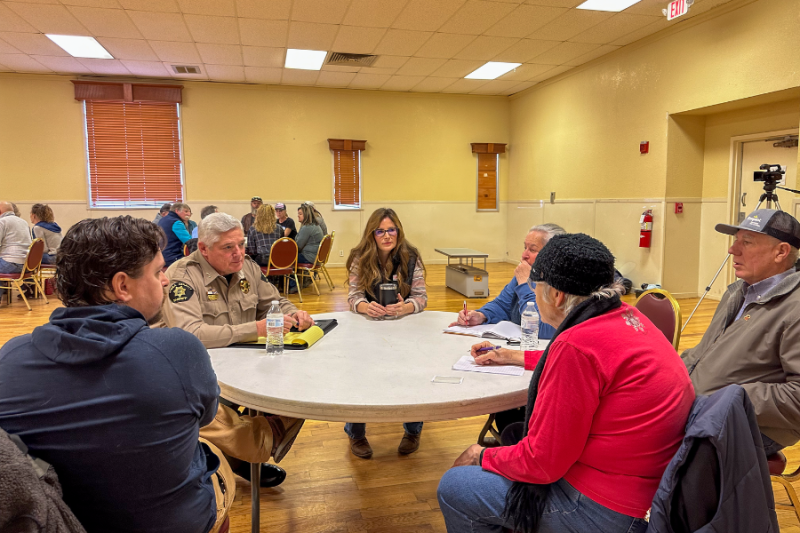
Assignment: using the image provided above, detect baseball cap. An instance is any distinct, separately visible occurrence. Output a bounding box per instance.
[715,209,800,248]
[304,201,315,207]
[251,196,263,202]
[275,202,286,210]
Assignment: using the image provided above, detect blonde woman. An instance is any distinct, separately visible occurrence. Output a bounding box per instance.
[246,204,283,267]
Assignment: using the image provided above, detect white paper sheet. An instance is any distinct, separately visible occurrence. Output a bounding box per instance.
[451,355,525,376]
[443,320,522,341]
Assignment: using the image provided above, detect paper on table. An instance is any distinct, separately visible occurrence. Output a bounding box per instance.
[452,355,525,376]
[444,320,522,341]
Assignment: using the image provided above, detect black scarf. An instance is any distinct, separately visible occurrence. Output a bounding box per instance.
[501,293,622,533]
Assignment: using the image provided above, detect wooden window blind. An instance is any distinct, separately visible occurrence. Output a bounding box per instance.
[328,139,366,209]
[471,143,506,211]
[75,81,184,208]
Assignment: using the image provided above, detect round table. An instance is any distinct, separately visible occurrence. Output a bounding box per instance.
[209,311,533,423]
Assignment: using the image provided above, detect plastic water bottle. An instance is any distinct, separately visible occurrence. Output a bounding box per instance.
[266,300,284,356]
[520,302,540,351]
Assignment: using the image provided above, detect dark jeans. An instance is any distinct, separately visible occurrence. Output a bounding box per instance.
[41,253,55,264]
[0,258,23,298]
[761,433,784,456]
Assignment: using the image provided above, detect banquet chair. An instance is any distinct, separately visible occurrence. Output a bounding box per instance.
[260,237,302,303]
[297,234,333,295]
[0,238,48,311]
[634,288,681,350]
[768,451,800,523]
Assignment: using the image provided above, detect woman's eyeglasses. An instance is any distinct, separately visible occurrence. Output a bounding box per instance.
[374,228,398,237]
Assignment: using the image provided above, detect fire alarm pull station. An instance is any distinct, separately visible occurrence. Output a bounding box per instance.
[640,141,649,154]
[675,202,683,214]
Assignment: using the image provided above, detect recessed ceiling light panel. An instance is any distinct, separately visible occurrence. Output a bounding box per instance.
[46,35,113,59]
[576,0,642,12]
[285,49,327,70]
[465,62,521,80]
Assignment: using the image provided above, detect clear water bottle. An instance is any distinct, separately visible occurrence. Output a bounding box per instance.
[520,302,540,351]
[266,300,284,356]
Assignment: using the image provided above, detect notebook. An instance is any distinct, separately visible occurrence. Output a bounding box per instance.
[231,319,338,350]
[443,320,522,342]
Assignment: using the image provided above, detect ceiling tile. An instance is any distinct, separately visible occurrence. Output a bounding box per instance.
[239,19,289,47]
[0,63,10,72]
[564,43,619,66]
[532,9,611,41]
[453,35,517,60]
[348,72,391,88]
[177,0,236,16]
[430,58,482,77]
[287,22,339,50]
[504,80,536,94]
[5,2,89,34]
[438,0,516,35]
[688,0,735,17]
[282,68,320,85]
[120,59,170,76]
[529,41,597,64]
[68,7,142,38]
[150,40,201,62]
[373,29,432,56]
[610,17,669,46]
[127,11,193,42]
[0,39,20,54]
[392,0,467,32]
[236,0,291,19]
[485,4,567,37]
[371,55,409,69]
[529,63,570,81]
[78,57,131,74]
[163,61,208,77]
[0,4,37,32]
[321,64,359,72]
[395,57,446,76]
[331,26,386,54]
[569,13,659,44]
[97,37,158,60]
[204,63,246,81]
[244,65,282,83]
[623,0,670,16]
[342,0,409,28]
[496,61,552,80]
[61,0,123,7]
[0,32,67,56]
[492,38,559,62]
[410,76,457,92]
[196,43,242,64]
[292,0,350,24]
[117,0,179,12]
[316,70,357,87]
[185,14,239,44]
[30,55,94,73]
[522,0,582,6]
[242,46,284,67]
[358,66,397,75]
[470,79,519,94]
[0,53,50,72]
[380,75,424,91]
[414,33,475,59]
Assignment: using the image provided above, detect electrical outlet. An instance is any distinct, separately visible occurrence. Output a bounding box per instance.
[339,250,343,257]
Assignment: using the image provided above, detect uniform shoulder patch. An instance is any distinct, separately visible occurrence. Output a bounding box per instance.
[169,281,195,303]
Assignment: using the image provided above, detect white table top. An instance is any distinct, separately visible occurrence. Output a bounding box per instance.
[209,311,531,422]
[434,248,489,258]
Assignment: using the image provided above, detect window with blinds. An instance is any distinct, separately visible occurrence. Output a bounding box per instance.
[74,81,184,209]
[328,138,366,210]
[471,143,506,212]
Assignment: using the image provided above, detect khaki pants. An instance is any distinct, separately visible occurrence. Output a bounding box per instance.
[200,404,275,464]
[202,438,236,533]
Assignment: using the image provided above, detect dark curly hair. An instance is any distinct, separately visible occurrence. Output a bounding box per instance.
[56,216,165,307]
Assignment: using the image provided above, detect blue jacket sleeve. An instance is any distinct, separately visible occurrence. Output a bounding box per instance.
[479,277,518,324]
[172,220,192,244]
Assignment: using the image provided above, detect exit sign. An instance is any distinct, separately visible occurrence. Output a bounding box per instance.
[666,0,689,20]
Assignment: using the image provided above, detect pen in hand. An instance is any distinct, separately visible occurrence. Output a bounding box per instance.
[473,345,501,353]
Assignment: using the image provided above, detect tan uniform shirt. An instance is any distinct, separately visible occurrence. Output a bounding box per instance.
[161,250,297,349]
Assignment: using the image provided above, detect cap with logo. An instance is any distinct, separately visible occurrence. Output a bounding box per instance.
[251,196,263,202]
[715,209,800,249]
[275,202,286,210]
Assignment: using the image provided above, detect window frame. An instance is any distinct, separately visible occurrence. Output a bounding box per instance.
[328,138,366,211]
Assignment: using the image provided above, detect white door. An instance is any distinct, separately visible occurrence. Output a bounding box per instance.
[738,136,798,222]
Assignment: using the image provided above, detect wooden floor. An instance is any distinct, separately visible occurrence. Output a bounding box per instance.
[2,263,799,532]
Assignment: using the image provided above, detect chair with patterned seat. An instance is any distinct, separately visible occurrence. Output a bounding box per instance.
[297,234,334,295]
[768,451,800,523]
[634,288,682,350]
[260,237,302,303]
[0,238,48,311]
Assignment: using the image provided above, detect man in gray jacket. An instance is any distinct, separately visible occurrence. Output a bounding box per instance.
[682,209,800,456]
[0,201,32,299]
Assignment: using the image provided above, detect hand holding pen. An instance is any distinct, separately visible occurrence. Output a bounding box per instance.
[449,300,487,327]
[469,341,525,367]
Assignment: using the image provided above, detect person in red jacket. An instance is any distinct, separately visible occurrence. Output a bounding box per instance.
[437,233,695,533]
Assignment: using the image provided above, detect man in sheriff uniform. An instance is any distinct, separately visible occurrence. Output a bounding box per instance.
[161,212,314,488]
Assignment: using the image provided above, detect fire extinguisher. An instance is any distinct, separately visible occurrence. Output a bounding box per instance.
[639,209,653,248]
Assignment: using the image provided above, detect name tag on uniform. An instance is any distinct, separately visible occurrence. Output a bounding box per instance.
[207,289,219,301]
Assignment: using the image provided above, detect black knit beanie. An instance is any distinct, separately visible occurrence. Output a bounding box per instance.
[530,233,615,296]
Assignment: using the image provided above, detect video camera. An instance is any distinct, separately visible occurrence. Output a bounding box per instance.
[754,163,785,183]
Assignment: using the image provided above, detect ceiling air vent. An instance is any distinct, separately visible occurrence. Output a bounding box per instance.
[171,65,201,74]
[325,52,378,67]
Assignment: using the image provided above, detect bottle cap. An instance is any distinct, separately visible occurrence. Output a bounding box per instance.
[272,300,279,304]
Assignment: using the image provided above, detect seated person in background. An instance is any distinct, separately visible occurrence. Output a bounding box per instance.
[682,209,800,457]
[438,233,695,533]
[344,207,427,459]
[153,202,172,224]
[158,202,193,267]
[10,202,21,217]
[0,201,32,300]
[246,204,283,267]
[160,212,313,488]
[0,216,233,533]
[288,204,324,293]
[30,203,62,264]
[275,202,297,239]
[241,196,262,235]
[191,204,218,239]
[304,201,328,234]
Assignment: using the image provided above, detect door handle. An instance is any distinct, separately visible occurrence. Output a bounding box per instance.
[741,192,747,207]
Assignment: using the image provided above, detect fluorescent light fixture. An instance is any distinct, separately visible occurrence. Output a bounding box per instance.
[465,62,521,80]
[285,49,327,70]
[576,0,642,12]
[46,35,113,59]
